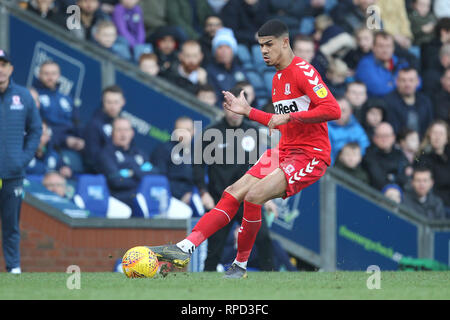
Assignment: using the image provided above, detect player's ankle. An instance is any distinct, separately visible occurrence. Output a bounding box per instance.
[233,259,247,270]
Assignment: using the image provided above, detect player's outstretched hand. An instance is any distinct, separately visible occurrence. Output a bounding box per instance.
[222,90,251,117]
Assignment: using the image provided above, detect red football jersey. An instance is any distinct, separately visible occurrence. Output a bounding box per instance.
[253,56,340,166]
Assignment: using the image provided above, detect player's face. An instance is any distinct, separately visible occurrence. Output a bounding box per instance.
[258,35,286,67]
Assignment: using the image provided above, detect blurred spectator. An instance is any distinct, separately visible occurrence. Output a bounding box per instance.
[83,85,126,172]
[141,0,168,35]
[112,0,153,62]
[196,84,218,107]
[384,67,433,138]
[433,0,450,19]
[166,0,214,40]
[325,58,350,97]
[421,17,450,71]
[221,0,270,47]
[334,142,370,184]
[408,0,438,46]
[206,28,246,104]
[35,61,85,154]
[343,27,374,71]
[313,14,356,65]
[151,26,182,74]
[378,0,413,49]
[344,81,368,122]
[417,120,450,209]
[199,15,224,65]
[43,171,68,198]
[138,53,160,77]
[235,80,256,106]
[71,0,110,40]
[27,0,66,27]
[328,97,370,164]
[433,67,450,125]
[398,128,420,185]
[150,116,196,204]
[92,20,132,60]
[267,0,320,35]
[360,99,388,139]
[355,31,410,96]
[423,43,450,96]
[208,0,230,14]
[26,122,72,178]
[29,87,41,109]
[362,122,409,190]
[162,40,208,94]
[382,184,403,204]
[292,35,315,63]
[97,117,157,207]
[330,0,374,35]
[403,167,447,219]
[98,0,117,14]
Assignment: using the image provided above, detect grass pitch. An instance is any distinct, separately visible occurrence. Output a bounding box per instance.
[0,271,449,300]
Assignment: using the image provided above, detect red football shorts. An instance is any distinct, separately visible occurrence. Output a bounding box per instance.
[246,148,328,198]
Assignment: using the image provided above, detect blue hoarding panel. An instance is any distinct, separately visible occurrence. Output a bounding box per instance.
[336,185,418,270]
[270,182,320,254]
[9,15,102,123]
[434,231,450,267]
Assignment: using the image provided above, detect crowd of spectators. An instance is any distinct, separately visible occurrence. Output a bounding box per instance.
[16,0,450,221]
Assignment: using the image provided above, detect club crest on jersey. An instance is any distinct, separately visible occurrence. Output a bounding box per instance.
[313,84,328,99]
[284,83,291,95]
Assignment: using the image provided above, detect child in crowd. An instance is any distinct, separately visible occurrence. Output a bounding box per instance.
[334,142,370,184]
[93,20,132,60]
[408,0,437,46]
[112,0,152,61]
[139,53,160,77]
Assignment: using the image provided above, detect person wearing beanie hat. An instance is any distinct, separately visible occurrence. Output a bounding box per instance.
[206,27,247,105]
[211,28,238,56]
[382,184,404,204]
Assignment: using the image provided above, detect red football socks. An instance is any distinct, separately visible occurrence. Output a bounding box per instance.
[236,200,262,264]
[186,191,240,247]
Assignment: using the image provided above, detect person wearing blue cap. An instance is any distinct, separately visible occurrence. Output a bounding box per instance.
[206,28,247,105]
[0,49,42,274]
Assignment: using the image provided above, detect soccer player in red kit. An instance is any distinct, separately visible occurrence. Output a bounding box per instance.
[148,19,341,278]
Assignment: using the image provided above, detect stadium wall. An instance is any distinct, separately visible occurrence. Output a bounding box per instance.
[0,194,188,272]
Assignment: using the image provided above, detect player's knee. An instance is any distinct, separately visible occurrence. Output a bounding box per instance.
[244,188,263,204]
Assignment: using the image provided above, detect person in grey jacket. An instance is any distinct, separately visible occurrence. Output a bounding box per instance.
[0,49,42,274]
[403,167,447,220]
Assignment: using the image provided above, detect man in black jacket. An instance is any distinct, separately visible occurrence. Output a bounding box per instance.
[403,167,447,220]
[193,87,275,271]
[362,122,409,190]
[0,50,42,274]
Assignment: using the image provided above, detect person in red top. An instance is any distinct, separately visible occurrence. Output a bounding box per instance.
[148,19,341,278]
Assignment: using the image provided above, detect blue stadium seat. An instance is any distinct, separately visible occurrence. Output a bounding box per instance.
[25,174,44,184]
[133,175,171,218]
[245,70,266,93]
[237,43,254,70]
[73,174,110,217]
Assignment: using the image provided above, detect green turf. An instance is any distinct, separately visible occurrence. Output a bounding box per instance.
[0,271,449,300]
